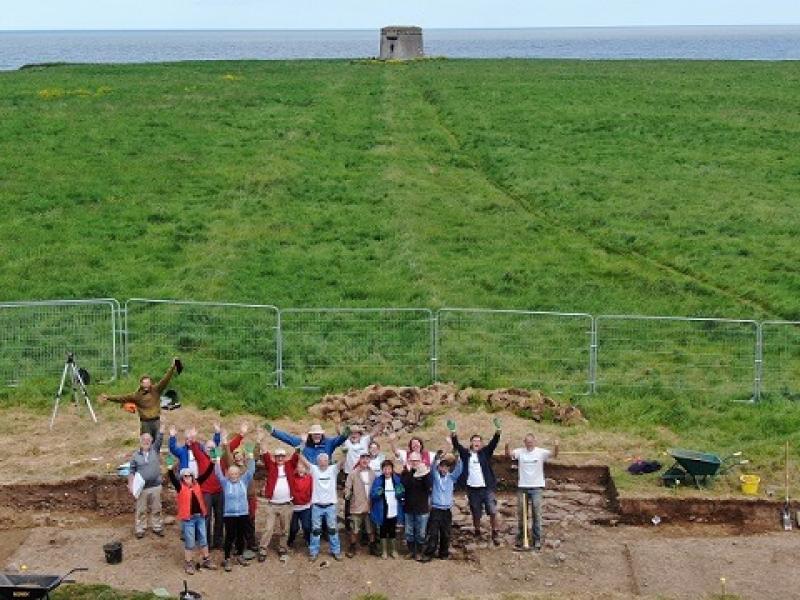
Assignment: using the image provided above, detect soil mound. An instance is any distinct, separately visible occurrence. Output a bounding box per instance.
[308,383,586,434]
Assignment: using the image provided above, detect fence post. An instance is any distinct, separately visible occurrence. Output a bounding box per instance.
[590,316,597,394]
[754,322,763,403]
[276,310,284,388]
[431,310,438,383]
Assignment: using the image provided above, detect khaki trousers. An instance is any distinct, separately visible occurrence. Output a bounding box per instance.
[260,501,294,551]
[135,485,163,534]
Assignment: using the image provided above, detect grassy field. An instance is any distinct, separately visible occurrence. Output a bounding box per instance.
[1,59,798,314]
[1,59,800,486]
[52,584,170,600]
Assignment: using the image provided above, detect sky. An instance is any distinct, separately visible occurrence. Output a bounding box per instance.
[1,0,799,31]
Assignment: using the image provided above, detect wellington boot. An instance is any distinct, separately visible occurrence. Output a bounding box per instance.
[388,538,399,559]
[380,539,388,560]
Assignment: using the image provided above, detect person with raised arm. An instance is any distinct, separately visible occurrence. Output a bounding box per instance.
[223,422,260,559]
[420,451,463,561]
[389,434,436,469]
[341,420,386,535]
[168,454,217,574]
[297,450,343,562]
[168,425,200,477]
[370,459,405,559]
[343,452,376,558]
[186,422,224,550]
[128,423,165,539]
[214,437,256,572]
[265,421,349,463]
[257,427,301,562]
[400,451,433,560]
[505,433,560,551]
[448,417,503,545]
[286,452,313,549]
[99,357,180,439]
[367,440,386,476]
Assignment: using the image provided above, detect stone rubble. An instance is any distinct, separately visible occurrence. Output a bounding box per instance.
[307,383,586,435]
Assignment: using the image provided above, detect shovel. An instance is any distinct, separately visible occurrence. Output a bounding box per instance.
[782,441,792,531]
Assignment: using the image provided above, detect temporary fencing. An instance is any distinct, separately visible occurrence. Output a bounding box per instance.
[1,298,798,401]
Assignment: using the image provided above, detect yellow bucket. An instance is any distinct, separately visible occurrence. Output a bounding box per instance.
[740,474,760,495]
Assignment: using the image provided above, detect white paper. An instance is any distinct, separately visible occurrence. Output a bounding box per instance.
[130,472,145,499]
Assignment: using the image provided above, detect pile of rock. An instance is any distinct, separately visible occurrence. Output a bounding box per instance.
[307,383,459,435]
[472,387,586,426]
[306,383,585,435]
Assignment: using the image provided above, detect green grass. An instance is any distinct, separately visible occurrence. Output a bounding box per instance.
[52,583,172,600]
[2,60,797,314]
[1,59,800,485]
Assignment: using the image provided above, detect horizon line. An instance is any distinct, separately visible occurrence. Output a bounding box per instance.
[2,23,800,33]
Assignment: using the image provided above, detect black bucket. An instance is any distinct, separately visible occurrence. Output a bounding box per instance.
[103,541,122,564]
[180,580,202,600]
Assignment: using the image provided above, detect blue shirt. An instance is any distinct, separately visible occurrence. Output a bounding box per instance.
[430,458,463,510]
[215,458,255,517]
[169,431,221,470]
[271,428,348,464]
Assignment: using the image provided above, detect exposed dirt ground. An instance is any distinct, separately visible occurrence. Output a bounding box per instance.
[0,403,649,485]
[2,403,798,600]
[3,513,800,600]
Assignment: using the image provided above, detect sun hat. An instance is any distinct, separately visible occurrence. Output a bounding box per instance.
[308,424,325,435]
[274,448,287,456]
[179,468,193,478]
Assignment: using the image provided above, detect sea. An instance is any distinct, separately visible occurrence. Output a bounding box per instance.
[1,26,799,71]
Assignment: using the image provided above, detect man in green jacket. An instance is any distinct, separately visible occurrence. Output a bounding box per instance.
[99,357,179,439]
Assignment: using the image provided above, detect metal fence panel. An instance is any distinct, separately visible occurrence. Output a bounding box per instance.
[280,308,434,389]
[435,309,593,395]
[595,315,758,400]
[0,299,118,385]
[124,299,280,393]
[760,321,800,399]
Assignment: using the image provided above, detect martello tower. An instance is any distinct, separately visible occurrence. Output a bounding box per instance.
[379,26,423,60]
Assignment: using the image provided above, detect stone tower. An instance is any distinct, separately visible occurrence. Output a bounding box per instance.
[379,26,423,60]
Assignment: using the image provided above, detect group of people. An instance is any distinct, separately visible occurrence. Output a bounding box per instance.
[107,360,560,575]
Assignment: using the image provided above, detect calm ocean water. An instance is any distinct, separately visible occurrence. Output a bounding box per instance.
[1,26,799,71]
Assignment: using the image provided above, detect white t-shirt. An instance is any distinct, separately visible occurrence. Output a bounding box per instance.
[271,464,292,503]
[396,449,436,467]
[512,447,552,488]
[359,470,371,497]
[187,448,199,478]
[343,435,371,474]
[311,463,339,505]
[466,452,486,488]
[384,477,398,519]
[369,453,385,476]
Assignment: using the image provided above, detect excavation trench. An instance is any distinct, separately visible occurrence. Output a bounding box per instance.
[0,461,790,541]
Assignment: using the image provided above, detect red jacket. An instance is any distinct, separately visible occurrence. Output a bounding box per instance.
[176,482,207,521]
[291,472,313,507]
[261,451,300,500]
[189,441,222,495]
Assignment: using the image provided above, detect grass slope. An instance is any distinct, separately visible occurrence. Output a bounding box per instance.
[1,60,798,316]
[2,59,800,485]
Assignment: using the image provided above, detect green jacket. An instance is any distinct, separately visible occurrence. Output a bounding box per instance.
[107,364,176,421]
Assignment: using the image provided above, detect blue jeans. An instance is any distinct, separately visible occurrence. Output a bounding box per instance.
[517,488,543,546]
[288,508,312,546]
[310,504,341,557]
[404,512,429,545]
[182,514,208,550]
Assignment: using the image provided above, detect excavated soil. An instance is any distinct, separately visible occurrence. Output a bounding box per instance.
[2,400,799,599]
